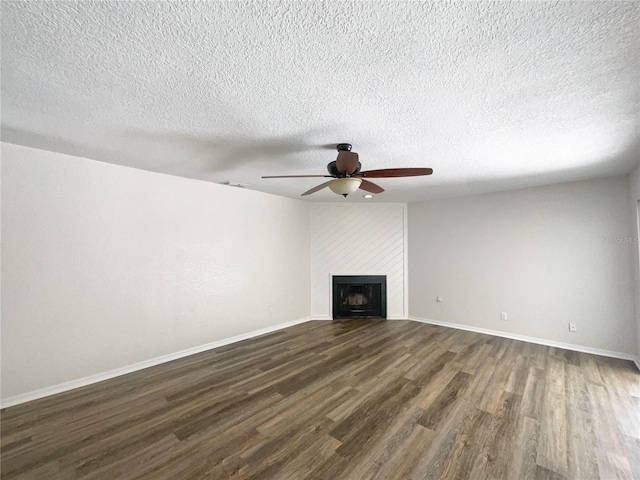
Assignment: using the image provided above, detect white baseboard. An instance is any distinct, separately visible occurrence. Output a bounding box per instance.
[1,317,311,409]
[3,315,636,408]
[407,316,637,363]
[310,316,405,320]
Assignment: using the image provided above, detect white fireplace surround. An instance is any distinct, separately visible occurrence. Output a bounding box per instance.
[310,204,408,319]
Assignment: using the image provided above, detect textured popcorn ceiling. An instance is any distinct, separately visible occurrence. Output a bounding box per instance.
[2,1,639,202]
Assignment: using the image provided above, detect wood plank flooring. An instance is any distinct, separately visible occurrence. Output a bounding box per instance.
[1,320,639,479]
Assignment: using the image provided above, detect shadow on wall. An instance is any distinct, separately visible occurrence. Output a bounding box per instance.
[1,124,337,182]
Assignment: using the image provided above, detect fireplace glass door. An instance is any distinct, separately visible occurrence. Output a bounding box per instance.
[332,275,387,319]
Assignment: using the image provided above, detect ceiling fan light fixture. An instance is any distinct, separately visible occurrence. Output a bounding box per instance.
[329,177,362,197]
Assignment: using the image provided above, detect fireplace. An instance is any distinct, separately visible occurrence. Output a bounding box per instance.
[332,275,387,319]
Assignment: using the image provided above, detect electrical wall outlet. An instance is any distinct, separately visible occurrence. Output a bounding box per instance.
[501,312,508,321]
[569,322,577,332]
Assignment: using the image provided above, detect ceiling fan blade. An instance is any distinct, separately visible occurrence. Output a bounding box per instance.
[262,175,332,178]
[336,151,360,174]
[359,179,385,194]
[357,168,433,178]
[301,181,333,196]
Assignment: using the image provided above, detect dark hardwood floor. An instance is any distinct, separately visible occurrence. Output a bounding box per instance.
[1,320,638,479]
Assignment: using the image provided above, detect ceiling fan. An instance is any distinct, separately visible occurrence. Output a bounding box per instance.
[262,144,433,197]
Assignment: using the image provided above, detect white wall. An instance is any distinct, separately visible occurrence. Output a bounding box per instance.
[629,162,640,361]
[408,176,637,355]
[1,143,310,400]
[310,203,407,319]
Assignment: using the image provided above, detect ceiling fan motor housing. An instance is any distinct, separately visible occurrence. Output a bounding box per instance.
[327,160,361,177]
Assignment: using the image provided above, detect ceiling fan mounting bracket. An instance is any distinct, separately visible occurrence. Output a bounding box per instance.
[336,143,352,152]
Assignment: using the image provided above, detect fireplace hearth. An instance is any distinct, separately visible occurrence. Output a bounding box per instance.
[332,275,387,319]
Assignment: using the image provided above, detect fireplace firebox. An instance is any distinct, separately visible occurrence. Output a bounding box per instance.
[332,275,387,319]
